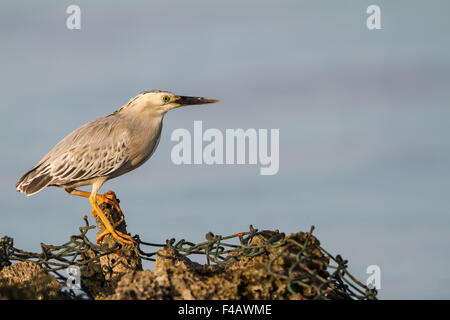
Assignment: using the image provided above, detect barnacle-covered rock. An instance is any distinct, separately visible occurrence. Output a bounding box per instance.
[109,231,331,300]
[0,261,62,299]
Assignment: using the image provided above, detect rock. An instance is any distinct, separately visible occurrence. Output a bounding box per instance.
[109,231,331,300]
[1,221,370,300]
[79,200,142,299]
[95,199,142,280]
[0,261,62,300]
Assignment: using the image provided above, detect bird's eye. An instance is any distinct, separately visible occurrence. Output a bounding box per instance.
[162,96,171,104]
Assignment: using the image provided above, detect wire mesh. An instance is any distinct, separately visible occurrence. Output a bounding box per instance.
[0,217,377,300]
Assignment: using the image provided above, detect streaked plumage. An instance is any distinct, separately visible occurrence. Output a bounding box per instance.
[16,116,133,195]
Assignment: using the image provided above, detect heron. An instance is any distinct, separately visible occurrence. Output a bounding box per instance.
[16,90,219,245]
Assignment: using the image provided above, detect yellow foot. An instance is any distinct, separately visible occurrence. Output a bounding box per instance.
[96,226,136,245]
[86,190,134,246]
[97,190,123,216]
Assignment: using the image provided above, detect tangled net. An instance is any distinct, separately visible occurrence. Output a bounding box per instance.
[0,216,377,300]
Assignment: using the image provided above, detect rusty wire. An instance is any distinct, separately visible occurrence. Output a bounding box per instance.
[0,218,377,300]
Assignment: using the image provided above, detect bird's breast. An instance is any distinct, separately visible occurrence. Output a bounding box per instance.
[125,119,163,172]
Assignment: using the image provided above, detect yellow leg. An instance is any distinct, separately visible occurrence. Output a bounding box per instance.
[66,189,124,220]
[66,189,123,216]
[66,188,135,245]
[88,195,136,245]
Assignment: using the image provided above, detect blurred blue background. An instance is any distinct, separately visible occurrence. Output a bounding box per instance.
[1,0,449,299]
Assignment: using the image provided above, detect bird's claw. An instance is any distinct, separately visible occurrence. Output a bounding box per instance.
[97,190,123,216]
[96,227,136,245]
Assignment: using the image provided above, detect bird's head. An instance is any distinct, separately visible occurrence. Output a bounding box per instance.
[119,90,219,116]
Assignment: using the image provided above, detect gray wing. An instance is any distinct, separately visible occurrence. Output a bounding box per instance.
[16,115,130,194]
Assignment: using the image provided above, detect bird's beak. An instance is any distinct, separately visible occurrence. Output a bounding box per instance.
[173,96,220,108]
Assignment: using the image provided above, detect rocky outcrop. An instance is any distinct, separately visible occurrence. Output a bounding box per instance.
[0,261,62,300]
[0,202,374,300]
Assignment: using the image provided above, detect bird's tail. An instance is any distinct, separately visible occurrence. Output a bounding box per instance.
[16,163,53,196]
